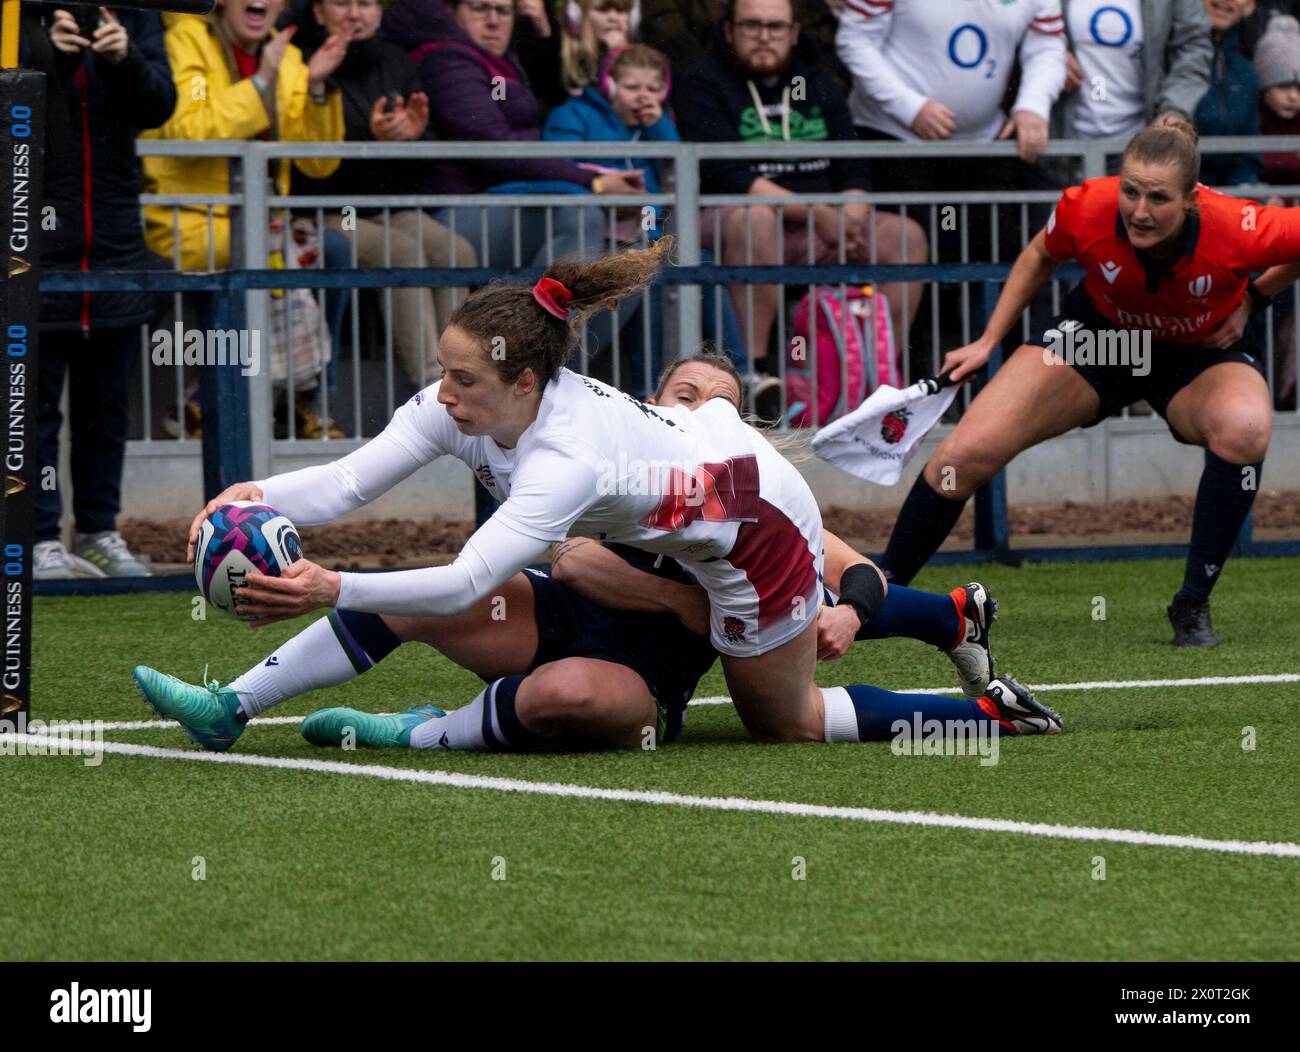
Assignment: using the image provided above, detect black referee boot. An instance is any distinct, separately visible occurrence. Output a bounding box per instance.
[1167,593,1219,648]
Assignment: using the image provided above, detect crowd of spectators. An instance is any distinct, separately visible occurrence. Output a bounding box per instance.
[21,0,1300,578]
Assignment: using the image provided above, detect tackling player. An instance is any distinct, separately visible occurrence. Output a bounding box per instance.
[135,351,1060,751]
[877,118,1298,647]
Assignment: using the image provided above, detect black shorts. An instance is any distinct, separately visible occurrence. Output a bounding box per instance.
[522,567,717,743]
[1036,285,1266,443]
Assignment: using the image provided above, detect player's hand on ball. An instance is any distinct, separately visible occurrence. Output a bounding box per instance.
[942,339,994,383]
[187,482,265,563]
[816,603,861,661]
[235,559,341,627]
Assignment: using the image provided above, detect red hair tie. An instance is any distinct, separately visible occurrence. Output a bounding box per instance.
[532,277,574,321]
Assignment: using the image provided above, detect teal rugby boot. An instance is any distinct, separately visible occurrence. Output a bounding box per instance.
[300,704,446,748]
[133,665,247,752]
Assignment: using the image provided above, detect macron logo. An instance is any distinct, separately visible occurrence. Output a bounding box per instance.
[50,984,151,1032]
[265,655,279,667]
[1100,261,1122,284]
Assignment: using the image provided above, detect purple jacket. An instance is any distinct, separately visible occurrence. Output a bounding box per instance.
[382,0,595,193]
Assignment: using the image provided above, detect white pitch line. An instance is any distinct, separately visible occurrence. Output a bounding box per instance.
[83,671,1300,730]
[11,733,1300,860]
[696,671,1300,703]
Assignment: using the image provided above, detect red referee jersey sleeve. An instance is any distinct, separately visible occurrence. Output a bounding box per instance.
[1043,184,1083,261]
[1245,200,1300,269]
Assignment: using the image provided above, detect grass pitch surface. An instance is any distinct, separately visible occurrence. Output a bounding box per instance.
[5,557,1298,960]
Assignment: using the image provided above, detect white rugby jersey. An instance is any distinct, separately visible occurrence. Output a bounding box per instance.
[836,0,1067,141]
[1067,0,1146,140]
[257,369,798,617]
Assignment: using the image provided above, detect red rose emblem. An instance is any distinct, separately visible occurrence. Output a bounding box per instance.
[880,407,911,445]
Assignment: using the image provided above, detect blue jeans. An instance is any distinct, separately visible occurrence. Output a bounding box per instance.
[34,327,136,541]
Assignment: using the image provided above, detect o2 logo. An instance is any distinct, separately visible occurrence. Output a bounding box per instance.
[948,24,997,80]
[1090,5,1142,59]
[8,104,32,138]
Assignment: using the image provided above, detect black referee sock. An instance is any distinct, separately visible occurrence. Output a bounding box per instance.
[878,471,967,585]
[1178,450,1263,604]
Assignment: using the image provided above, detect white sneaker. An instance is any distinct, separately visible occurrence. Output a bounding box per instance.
[71,531,152,578]
[34,540,107,580]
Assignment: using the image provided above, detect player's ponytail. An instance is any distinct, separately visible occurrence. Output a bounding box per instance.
[542,235,673,326]
[447,237,673,390]
[1122,118,1201,194]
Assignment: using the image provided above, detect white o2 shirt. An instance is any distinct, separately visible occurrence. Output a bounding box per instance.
[1068,0,1146,140]
[836,0,1067,141]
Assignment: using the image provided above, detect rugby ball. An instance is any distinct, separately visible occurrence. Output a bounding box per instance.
[194,501,303,621]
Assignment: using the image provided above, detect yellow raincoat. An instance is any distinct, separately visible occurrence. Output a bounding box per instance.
[140,14,342,270]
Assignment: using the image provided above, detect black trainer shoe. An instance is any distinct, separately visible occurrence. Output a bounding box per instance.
[946,582,998,699]
[1167,593,1219,647]
[977,676,1063,735]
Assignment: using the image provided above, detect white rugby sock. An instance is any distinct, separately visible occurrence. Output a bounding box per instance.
[821,686,860,743]
[409,689,488,750]
[229,616,361,718]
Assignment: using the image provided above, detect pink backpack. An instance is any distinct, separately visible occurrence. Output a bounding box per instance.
[787,285,900,428]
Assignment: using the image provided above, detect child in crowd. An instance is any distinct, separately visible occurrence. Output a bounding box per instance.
[544,43,746,389]
[1253,13,1300,407]
[1254,13,1300,188]
[545,43,677,231]
[1196,0,1262,187]
[560,0,636,95]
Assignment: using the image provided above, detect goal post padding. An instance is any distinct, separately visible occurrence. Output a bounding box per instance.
[1,68,45,722]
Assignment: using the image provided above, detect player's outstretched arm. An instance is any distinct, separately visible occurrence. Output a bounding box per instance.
[549,538,711,637]
[944,230,1060,382]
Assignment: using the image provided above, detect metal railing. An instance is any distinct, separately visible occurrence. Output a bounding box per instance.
[37,135,1300,564]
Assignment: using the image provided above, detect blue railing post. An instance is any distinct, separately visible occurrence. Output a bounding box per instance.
[198,295,253,499]
[971,280,1016,565]
[200,147,253,499]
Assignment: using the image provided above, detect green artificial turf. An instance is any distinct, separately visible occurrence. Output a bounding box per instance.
[3,557,1298,960]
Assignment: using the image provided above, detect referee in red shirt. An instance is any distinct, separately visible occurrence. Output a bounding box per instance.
[878,118,1297,646]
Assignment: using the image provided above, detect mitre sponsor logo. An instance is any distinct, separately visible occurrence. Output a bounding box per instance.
[1111,306,1213,337]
